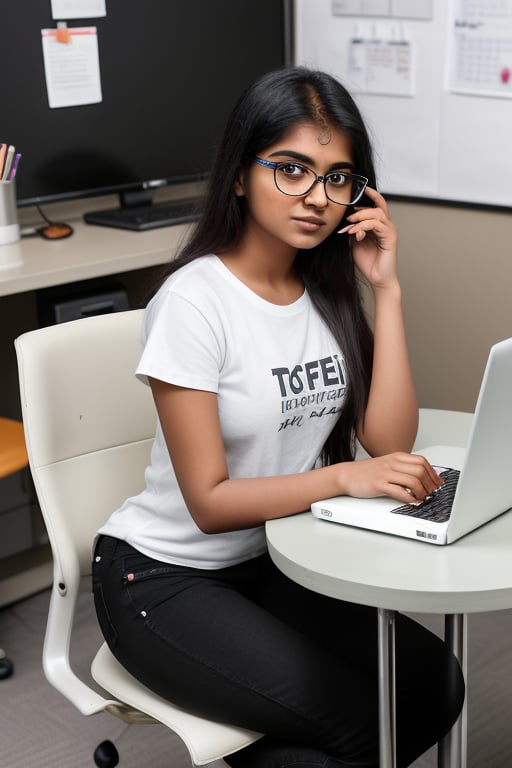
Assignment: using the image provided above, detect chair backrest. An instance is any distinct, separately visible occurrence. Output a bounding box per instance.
[15,309,157,580]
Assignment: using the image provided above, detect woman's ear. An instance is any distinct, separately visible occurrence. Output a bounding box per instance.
[234,168,245,197]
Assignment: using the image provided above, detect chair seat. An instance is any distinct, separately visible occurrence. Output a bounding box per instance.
[0,417,28,479]
[91,643,262,766]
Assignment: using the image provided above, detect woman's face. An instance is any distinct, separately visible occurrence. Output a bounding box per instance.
[235,121,356,253]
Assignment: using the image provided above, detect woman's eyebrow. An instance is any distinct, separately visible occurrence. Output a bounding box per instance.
[267,149,354,171]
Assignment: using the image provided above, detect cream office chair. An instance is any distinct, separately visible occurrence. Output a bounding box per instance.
[15,310,261,767]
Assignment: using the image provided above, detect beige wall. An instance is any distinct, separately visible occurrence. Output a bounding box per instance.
[389,199,512,413]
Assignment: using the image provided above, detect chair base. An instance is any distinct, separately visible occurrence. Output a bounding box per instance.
[0,650,14,680]
[94,740,119,768]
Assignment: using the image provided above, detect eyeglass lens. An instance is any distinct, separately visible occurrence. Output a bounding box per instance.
[274,163,366,205]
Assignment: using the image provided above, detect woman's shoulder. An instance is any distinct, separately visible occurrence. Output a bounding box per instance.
[142,256,224,339]
[147,255,219,309]
[159,254,218,294]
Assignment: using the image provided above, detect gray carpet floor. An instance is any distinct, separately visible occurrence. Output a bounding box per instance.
[1,586,511,767]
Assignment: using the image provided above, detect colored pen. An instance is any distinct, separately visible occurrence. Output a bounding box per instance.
[0,144,6,179]
[1,145,15,181]
[7,153,21,181]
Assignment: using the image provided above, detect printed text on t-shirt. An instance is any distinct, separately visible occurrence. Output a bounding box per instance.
[272,355,347,431]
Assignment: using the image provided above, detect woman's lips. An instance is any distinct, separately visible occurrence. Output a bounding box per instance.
[293,216,326,232]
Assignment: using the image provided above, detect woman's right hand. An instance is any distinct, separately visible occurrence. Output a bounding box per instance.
[337,452,443,505]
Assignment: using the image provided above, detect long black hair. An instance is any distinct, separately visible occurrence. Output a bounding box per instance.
[157,66,375,464]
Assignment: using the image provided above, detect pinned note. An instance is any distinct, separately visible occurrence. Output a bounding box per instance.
[41,26,102,108]
[51,0,106,19]
[348,35,415,96]
[447,1,512,99]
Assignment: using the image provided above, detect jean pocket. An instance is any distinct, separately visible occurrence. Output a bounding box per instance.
[122,565,178,584]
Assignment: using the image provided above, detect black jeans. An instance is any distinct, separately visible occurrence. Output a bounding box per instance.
[92,535,464,768]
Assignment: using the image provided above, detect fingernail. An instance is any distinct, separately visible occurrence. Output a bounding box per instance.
[337,225,351,234]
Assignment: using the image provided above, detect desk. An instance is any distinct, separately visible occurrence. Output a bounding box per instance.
[266,447,512,768]
[0,203,192,297]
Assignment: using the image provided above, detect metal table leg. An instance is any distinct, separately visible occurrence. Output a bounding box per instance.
[378,608,397,768]
[438,614,468,768]
[378,610,467,768]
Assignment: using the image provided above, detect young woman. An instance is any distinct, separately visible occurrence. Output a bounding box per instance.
[93,67,464,768]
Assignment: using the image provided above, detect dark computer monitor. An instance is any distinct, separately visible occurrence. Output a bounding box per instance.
[3,0,290,228]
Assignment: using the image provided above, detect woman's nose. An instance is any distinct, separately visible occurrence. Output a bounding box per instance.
[304,179,328,207]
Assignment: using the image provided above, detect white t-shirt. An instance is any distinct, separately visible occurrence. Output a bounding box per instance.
[98,255,347,569]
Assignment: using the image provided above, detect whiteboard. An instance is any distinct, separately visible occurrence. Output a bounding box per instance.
[294,0,512,208]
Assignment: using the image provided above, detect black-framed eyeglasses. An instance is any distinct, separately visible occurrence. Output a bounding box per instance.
[254,157,368,206]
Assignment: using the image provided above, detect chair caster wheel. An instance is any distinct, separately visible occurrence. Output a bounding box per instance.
[0,656,14,679]
[94,740,119,767]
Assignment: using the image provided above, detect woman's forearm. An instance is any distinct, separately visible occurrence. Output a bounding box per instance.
[358,281,418,456]
[193,464,342,533]
[191,450,440,534]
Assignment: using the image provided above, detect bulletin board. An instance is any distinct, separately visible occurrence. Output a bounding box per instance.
[294,0,512,208]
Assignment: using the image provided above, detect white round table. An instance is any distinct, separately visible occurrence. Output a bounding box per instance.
[266,501,512,768]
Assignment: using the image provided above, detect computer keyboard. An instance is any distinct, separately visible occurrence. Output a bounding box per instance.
[84,199,202,231]
[391,468,460,524]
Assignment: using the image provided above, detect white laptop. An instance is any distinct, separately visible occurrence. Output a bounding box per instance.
[311,337,512,545]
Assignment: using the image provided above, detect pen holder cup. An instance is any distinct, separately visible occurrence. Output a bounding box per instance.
[0,180,21,245]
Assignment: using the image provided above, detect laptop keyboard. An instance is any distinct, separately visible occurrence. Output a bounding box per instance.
[391,468,461,524]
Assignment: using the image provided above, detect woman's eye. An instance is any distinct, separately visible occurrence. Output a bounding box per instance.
[280,163,306,177]
[328,173,349,187]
